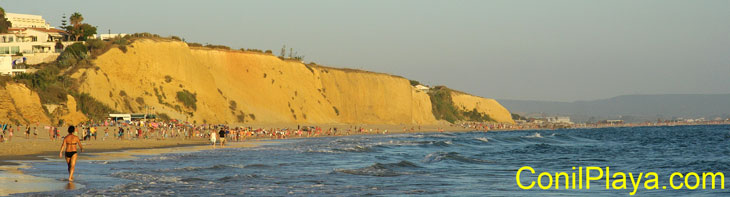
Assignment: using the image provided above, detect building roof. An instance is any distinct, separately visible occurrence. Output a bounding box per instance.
[8,27,67,34]
[29,27,67,34]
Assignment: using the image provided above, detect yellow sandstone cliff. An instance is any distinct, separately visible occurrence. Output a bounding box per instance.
[66,39,513,125]
[450,92,514,124]
[0,83,51,124]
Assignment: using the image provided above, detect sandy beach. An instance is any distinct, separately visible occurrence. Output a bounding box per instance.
[0,123,472,165]
[0,135,208,165]
[0,138,265,196]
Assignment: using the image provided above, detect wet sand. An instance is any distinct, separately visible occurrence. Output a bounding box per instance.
[0,124,465,165]
[0,124,467,195]
[0,136,209,165]
[0,140,267,196]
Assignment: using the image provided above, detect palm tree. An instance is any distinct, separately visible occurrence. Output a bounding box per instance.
[70,12,83,28]
[69,12,84,41]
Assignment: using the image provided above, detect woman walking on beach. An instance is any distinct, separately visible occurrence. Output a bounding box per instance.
[59,126,83,182]
[210,131,217,147]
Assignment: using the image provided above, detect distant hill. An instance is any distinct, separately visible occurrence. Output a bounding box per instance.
[499,94,730,123]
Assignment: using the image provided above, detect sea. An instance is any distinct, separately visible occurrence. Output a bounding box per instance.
[12,124,730,196]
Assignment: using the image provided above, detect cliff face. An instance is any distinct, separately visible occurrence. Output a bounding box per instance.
[69,39,512,125]
[450,92,515,124]
[0,83,51,125]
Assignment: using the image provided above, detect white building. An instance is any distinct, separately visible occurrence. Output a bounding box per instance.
[95,33,128,40]
[0,12,71,57]
[547,116,573,124]
[5,13,51,28]
[0,27,67,54]
[414,84,430,91]
[0,54,26,75]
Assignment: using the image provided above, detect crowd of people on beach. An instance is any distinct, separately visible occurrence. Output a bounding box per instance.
[0,124,42,143]
[0,119,418,146]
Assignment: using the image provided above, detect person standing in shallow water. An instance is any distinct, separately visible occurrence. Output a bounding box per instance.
[210,131,217,147]
[59,126,83,182]
[219,128,226,146]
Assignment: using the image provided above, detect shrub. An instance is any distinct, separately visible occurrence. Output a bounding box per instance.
[11,64,72,104]
[170,36,181,41]
[236,113,246,122]
[304,64,314,73]
[176,90,197,110]
[462,108,493,122]
[205,44,230,50]
[428,86,460,123]
[187,42,202,47]
[13,65,59,90]
[512,113,526,120]
[135,97,145,105]
[37,85,68,104]
[427,86,495,123]
[157,113,171,121]
[409,80,421,86]
[73,92,117,120]
[128,32,160,38]
[85,38,107,56]
[164,75,172,83]
[112,37,129,53]
[229,100,237,111]
[0,75,11,86]
[57,43,87,68]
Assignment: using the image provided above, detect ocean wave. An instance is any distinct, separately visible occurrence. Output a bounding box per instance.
[90,160,110,164]
[180,177,208,183]
[305,149,339,154]
[152,163,260,173]
[332,145,375,153]
[474,137,489,143]
[217,174,269,182]
[429,133,456,138]
[508,143,573,154]
[244,164,272,168]
[523,132,543,138]
[334,161,420,177]
[111,172,182,183]
[375,140,428,147]
[422,152,492,164]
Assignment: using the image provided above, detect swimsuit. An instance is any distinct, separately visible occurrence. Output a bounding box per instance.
[65,151,77,158]
[65,141,78,158]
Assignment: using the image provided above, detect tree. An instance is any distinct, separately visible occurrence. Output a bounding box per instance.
[77,24,97,41]
[63,12,96,41]
[69,12,83,28]
[61,13,67,27]
[85,38,104,55]
[280,45,286,57]
[0,7,12,33]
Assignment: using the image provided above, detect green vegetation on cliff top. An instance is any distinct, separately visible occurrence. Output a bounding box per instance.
[428,86,494,123]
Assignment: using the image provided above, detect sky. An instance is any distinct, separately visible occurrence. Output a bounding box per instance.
[3,0,729,102]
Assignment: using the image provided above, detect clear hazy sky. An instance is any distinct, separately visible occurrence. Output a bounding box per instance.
[4,0,729,101]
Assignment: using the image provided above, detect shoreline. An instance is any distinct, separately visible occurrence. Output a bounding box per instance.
[0,124,472,166]
[0,140,268,196]
[0,138,210,166]
[0,123,727,195]
[2,121,728,166]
